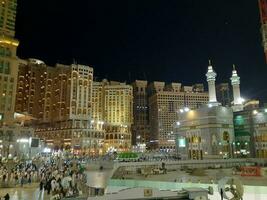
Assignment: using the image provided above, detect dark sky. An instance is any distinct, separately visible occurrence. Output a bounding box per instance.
[16,0,267,102]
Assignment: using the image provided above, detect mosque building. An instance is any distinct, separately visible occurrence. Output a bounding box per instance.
[175,62,243,159]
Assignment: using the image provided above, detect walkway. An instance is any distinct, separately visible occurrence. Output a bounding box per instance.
[0,184,50,200]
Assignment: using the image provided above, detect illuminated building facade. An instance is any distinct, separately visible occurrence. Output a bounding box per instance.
[0,0,40,159]
[174,63,238,159]
[0,0,17,37]
[174,63,264,160]
[37,63,96,154]
[175,104,235,160]
[233,101,267,158]
[16,61,133,154]
[132,80,149,146]
[233,109,255,158]
[16,60,103,154]
[149,82,209,150]
[253,107,267,158]
[0,0,19,124]
[102,81,133,152]
[258,0,267,62]
[90,81,106,153]
[15,59,47,119]
[92,80,133,152]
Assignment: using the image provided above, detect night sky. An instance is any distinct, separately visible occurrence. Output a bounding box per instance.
[16,0,267,102]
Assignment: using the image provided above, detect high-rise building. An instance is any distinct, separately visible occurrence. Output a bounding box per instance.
[103,81,133,152]
[16,60,101,154]
[0,0,19,124]
[216,83,231,107]
[233,100,259,158]
[15,59,47,119]
[132,80,149,146]
[192,84,205,93]
[91,79,133,152]
[16,60,133,154]
[149,82,209,150]
[0,0,38,159]
[258,0,267,62]
[252,107,267,158]
[0,0,17,37]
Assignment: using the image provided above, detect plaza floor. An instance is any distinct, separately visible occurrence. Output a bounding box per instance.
[108,167,267,200]
[0,184,51,200]
[117,168,267,186]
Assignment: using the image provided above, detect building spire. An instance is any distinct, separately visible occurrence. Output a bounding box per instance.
[230,64,243,111]
[206,61,217,103]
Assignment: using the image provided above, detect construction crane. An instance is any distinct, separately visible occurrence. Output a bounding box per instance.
[258,0,267,63]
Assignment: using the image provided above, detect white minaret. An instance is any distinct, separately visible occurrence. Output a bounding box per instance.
[206,60,217,103]
[230,65,243,111]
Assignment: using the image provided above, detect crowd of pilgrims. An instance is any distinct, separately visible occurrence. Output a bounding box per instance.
[0,158,87,199]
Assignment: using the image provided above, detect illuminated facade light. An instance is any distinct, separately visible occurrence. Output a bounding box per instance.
[184,107,190,112]
[43,147,51,153]
[237,97,245,104]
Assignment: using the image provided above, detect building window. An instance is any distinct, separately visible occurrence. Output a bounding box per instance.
[4,62,10,74]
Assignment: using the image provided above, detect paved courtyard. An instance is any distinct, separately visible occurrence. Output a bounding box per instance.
[117,168,267,186]
[0,184,51,200]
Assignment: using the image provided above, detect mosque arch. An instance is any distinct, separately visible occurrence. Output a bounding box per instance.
[223,131,230,142]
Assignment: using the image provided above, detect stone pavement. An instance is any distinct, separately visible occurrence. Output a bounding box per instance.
[0,184,51,200]
[121,168,267,186]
